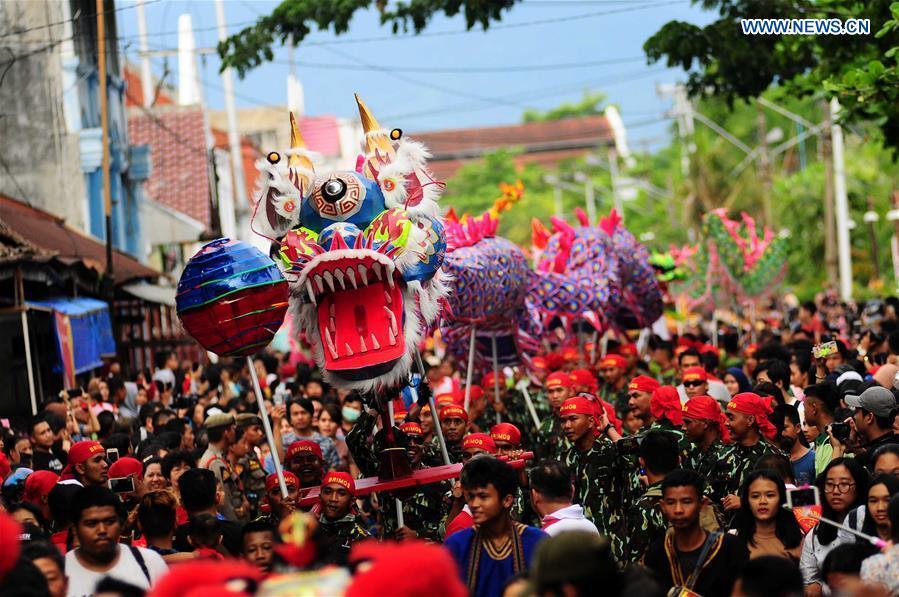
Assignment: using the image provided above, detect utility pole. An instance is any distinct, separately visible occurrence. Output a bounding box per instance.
[756,100,773,226]
[97,0,113,277]
[865,196,882,283]
[215,0,244,240]
[821,100,838,287]
[608,146,624,222]
[830,98,853,301]
[135,0,153,107]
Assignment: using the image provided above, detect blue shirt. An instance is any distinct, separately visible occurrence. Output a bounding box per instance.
[792,449,817,486]
[444,523,547,597]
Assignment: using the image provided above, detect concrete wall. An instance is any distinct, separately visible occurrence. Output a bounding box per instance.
[0,0,86,230]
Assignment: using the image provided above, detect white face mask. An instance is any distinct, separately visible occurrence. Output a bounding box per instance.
[342,406,361,423]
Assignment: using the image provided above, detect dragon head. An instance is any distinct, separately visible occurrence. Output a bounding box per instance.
[251,96,449,392]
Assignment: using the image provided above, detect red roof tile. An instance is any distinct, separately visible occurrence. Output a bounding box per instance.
[123,65,175,108]
[128,108,212,229]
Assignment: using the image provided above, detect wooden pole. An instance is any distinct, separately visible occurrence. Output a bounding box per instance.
[463,327,476,412]
[96,0,113,277]
[247,357,288,498]
[821,100,837,287]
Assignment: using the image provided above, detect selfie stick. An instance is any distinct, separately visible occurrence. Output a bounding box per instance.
[791,506,887,549]
[247,357,289,499]
[386,399,406,529]
[414,351,451,466]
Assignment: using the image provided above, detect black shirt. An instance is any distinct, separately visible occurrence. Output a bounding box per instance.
[645,531,749,597]
[860,432,898,471]
[31,448,66,474]
[174,517,243,557]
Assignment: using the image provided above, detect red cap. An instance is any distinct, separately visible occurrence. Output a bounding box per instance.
[560,397,595,417]
[562,347,580,362]
[650,386,683,426]
[531,356,548,370]
[628,375,660,394]
[744,344,758,356]
[481,371,505,389]
[683,395,730,443]
[60,440,104,480]
[570,369,598,391]
[393,410,408,424]
[618,344,638,357]
[682,366,708,382]
[322,471,356,495]
[266,471,299,493]
[440,405,469,422]
[489,423,521,447]
[108,457,142,479]
[400,421,423,436]
[465,386,484,402]
[599,355,627,370]
[598,398,622,435]
[462,433,497,454]
[546,371,573,389]
[727,392,777,440]
[286,440,323,462]
[435,391,457,407]
[23,470,58,504]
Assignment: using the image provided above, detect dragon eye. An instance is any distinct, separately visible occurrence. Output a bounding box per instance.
[267,152,281,164]
[322,179,347,203]
[383,179,396,192]
[390,128,402,141]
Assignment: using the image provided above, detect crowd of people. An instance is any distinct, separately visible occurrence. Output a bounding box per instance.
[5,295,899,596]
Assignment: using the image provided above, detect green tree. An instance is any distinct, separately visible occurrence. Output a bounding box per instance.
[643,0,899,151]
[522,91,607,123]
[218,0,521,77]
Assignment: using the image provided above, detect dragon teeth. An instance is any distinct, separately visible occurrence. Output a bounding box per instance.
[346,268,357,289]
[314,275,324,294]
[334,269,346,290]
[344,342,354,356]
[384,290,392,305]
[323,271,335,293]
[388,326,396,346]
[305,281,317,305]
[385,262,395,289]
[372,262,382,281]
[357,264,369,286]
[370,333,380,350]
[360,336,367,352]
[384,307,398,335]
[324,327,338,359]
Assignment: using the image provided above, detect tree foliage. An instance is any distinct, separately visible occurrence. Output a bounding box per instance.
[643,0,899,150]
[218,0,522,78]
[521,91,607,123]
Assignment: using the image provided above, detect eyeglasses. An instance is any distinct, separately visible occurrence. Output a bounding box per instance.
[824,481,856,493]
[683,381,705,388]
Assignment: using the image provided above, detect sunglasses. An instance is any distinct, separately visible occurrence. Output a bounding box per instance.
[683,380,705,388]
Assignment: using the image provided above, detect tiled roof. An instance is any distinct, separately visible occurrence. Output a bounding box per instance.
[128,107,212,229]
[0,193,159,283]
[123,64,175,108]
[211,129,262,205]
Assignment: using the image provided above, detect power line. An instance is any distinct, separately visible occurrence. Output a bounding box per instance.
[0,0,162,39]
[266,55,647,73]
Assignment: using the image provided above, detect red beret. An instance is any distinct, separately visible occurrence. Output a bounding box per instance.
[599,355,627,370]
[481,371,505,388]
[266,471,299,493]
[618,344,638,357]
[562,347,580,362]
[570,369,598,390]
[560,397,595,417]
[435,391,458,407]
[728,392,777,440]
[490,423,521,447]
[322,471,356,495]
[400,421,423,436]
[23,470,58,504]
[650,386,683,426]
[682,366,708,382]
[286,440,323,462]
[108,457,142,479]
[629,375,660,394]
[462,433,497,454]
[546,371,573,389]
[531,356,548,370]
[440,405,469,422]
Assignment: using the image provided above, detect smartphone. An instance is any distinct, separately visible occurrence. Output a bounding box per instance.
[830,422,851,443]
[273,388,288,407]
[615,434,643,456]
[108,476,134,494]
[106,448,119,464]
[786,485,821,509]
[65,388,83,399]
[813,341,838,359]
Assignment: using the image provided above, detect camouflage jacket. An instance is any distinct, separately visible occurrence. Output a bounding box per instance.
[317,513,372,565]
[624,481,667,564]
[346,410,381,477]
[423,436,463,467]
[564,438,621,542]
[683,440,729,478]
[711,440,781,500]
[619,421,691,510]
[599,383,631,419]
[537,415,571,462]
[236,452,267,517]
[504,388,550,452]
[377,479,450,542]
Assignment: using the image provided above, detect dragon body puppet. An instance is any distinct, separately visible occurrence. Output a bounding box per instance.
[251,96,449,393]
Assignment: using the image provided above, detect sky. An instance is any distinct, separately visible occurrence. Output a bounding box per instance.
[116,0,716,151]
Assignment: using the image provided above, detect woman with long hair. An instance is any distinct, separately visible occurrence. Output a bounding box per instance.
[317,401,359,476]
[733,469,804,561]
[724,367,752,397]
[799,458,869,597]
[836,473,899,544]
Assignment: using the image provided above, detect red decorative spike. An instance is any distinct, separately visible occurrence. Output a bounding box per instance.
[550,216,573,236]
[574,207,589,227]
[531,219,550,249]
[330,230,349,251]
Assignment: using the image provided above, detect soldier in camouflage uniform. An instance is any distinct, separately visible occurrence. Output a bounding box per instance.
[597,355,631,419]
[423,405,467,466]
[235,414,267,519]
[719,393,781,516]
[200,413,249,522]
[317,471,371,565]
[624,430,678,563]
[560,396,621,552]
[681,395,731,480]
[254,471,301,528]
[537,371,575,461]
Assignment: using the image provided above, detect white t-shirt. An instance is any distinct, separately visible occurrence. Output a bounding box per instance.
[541,504,601,537]
[65,545,168,597]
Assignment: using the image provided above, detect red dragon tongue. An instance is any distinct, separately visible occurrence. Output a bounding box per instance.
[313,259,405,374]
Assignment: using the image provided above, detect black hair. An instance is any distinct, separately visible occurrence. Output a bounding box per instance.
[677,347,701,366]
[872,444,899,471]
[178,468,217,512]
[529,460,573,501]
[9,502,47,532]
[152,409,176,431]
[47,483,81,532]
[889,493,899,543]
[94,577,145,597]
[138,402,161,427]
[661,469,704,497]
[207,424,231,443]
[71,486,125,524]
[101,432,131,456]
[188,512,221,548]
[822,542,881,578]
[161,449,196,480]
[756,342,793,366]
[289,398,315,416]
[791,349,812,376]
[756,360,790,390]
[889,330,899,355]
[28,414,49,435]
[20,540,64,574]
[135,441,165,463]
[700,349,720,375]
[800,301,817,315]
[771,403,800,438]
[97,411,116,438]
[753,453,795,485]
[0,557,50,597]
[320,401,343,426]
[861,473,899,539]
[154,430,182,450]
[816,458,868,545]
[649,335,674,356]
[737,555,804,597]
[107,375,125,396]
[343,392,364,406]
[155,350,174,370]
[137,490,177,538]
[638,430,678,476]
[734,470,804,550]
[163,417,190,435]
[460,456,518,500]
[241,520,276,550]
[142,455,163,474]
[753,381,785,406]
[804,382,839,415]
